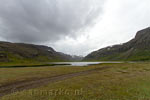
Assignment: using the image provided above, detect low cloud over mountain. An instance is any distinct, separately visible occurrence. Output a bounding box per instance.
[0,0,104,43]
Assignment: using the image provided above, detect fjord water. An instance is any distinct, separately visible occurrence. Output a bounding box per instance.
[49,62,122,66]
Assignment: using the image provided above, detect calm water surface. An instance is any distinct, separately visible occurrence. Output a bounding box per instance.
[49,62,122,66]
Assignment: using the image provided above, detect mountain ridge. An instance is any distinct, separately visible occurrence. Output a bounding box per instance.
[0,41,82,63]
[83,27,150,61]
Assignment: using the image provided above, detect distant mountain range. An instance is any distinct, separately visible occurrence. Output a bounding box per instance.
[1,27,150,63]
[0,42,83,63]
[84,27,150,61]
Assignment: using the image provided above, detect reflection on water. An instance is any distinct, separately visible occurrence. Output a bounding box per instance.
[49,62,122,66]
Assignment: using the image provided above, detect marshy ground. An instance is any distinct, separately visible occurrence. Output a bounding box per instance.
[1,63,150,100]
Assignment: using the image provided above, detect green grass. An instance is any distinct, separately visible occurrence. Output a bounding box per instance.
[0,65,98,86]
[125,50,150,61]
[1,63,150,100]
[0,63,71,68]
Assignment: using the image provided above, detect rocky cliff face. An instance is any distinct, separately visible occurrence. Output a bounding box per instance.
[84,27,150,61]
[0,42,74,62]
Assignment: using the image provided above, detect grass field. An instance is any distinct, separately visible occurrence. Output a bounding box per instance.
[1,63,150,100]
[0,65,97,86]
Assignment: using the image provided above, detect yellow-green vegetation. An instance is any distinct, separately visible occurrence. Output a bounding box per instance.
[0,66,97,86]
[2,63,150,100]
[0,62,70,68]
[0,62,48,67]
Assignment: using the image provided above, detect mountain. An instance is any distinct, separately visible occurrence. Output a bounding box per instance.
[84,27,150,61]
[0,41,75,62]
[58,52,83,61]
[71,55,83,61]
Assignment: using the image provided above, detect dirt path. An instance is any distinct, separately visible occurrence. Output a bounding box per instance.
[0,66,111,98]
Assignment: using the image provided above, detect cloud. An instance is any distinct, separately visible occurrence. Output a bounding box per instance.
[0,0,150,56]
[0,0,104,43]
[50,0,150,56]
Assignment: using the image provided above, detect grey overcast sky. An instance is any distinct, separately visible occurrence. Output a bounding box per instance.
[0,0,150,56]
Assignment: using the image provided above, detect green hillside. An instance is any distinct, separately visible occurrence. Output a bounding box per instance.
[84,27,150,61]
[0,42,72,65]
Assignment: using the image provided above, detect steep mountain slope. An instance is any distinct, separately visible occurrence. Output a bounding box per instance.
[0,42,73,62]
[58,52,83,61]
[84,27,150,61]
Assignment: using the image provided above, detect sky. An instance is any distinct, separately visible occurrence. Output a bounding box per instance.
[0,0,150,56]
